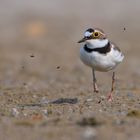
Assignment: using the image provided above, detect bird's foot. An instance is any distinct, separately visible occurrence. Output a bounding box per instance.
[93,83,99,93]
[94,89,99,93]
[107,92,113,102]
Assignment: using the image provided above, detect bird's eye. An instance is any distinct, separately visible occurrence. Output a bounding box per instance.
[93,32,100,37]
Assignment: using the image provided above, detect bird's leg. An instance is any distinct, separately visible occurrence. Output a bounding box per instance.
[107,72,115,101]
[92,69,99,93]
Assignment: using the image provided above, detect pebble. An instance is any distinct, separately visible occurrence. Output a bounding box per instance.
[86,98,93,102]
[40,97,50,104]
[83,127,97,140]
[99,109,103,112]
[113,119,125,125]
[11,108,20,117]
[88,106,92,109]
[42,109,48,116]
[33,94,37,98]
[100,95,106,100]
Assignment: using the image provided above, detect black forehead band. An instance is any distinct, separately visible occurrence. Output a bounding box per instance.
[86,28,94,33]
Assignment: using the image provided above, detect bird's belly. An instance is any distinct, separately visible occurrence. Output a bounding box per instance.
[80,48,117,72]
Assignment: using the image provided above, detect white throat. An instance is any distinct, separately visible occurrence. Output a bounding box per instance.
[86,39,109,49]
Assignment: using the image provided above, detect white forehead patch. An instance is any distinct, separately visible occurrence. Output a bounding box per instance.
[84,31,92,37]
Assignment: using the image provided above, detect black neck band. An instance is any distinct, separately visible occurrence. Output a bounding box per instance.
[84,42,111,54]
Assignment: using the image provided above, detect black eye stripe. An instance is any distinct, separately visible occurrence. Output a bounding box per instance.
[86,36,93,39]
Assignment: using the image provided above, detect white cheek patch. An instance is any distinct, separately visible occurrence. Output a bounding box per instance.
[84,31,92,37]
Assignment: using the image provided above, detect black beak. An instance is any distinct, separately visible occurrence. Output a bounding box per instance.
[78,37,87,43]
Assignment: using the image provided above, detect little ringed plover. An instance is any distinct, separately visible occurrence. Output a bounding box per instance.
[78,28,124,101]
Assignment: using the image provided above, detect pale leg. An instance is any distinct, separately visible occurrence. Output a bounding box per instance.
[92,69,99,93]
[107,72,115,101]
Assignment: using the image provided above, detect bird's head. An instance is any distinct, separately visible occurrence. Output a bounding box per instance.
[78,28,108,48]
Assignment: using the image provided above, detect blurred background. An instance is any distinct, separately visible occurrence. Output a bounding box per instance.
[0,0,140,89]
[0,1,140,140]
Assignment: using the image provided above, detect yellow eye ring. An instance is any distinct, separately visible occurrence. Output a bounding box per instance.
[93,32,100,37]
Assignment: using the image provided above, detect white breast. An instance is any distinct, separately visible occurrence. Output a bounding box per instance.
[80,44,124,72]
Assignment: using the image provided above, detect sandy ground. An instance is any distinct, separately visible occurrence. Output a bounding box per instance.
[0,1,140,140]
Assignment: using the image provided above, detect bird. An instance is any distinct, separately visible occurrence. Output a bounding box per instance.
[78,28,124,101]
